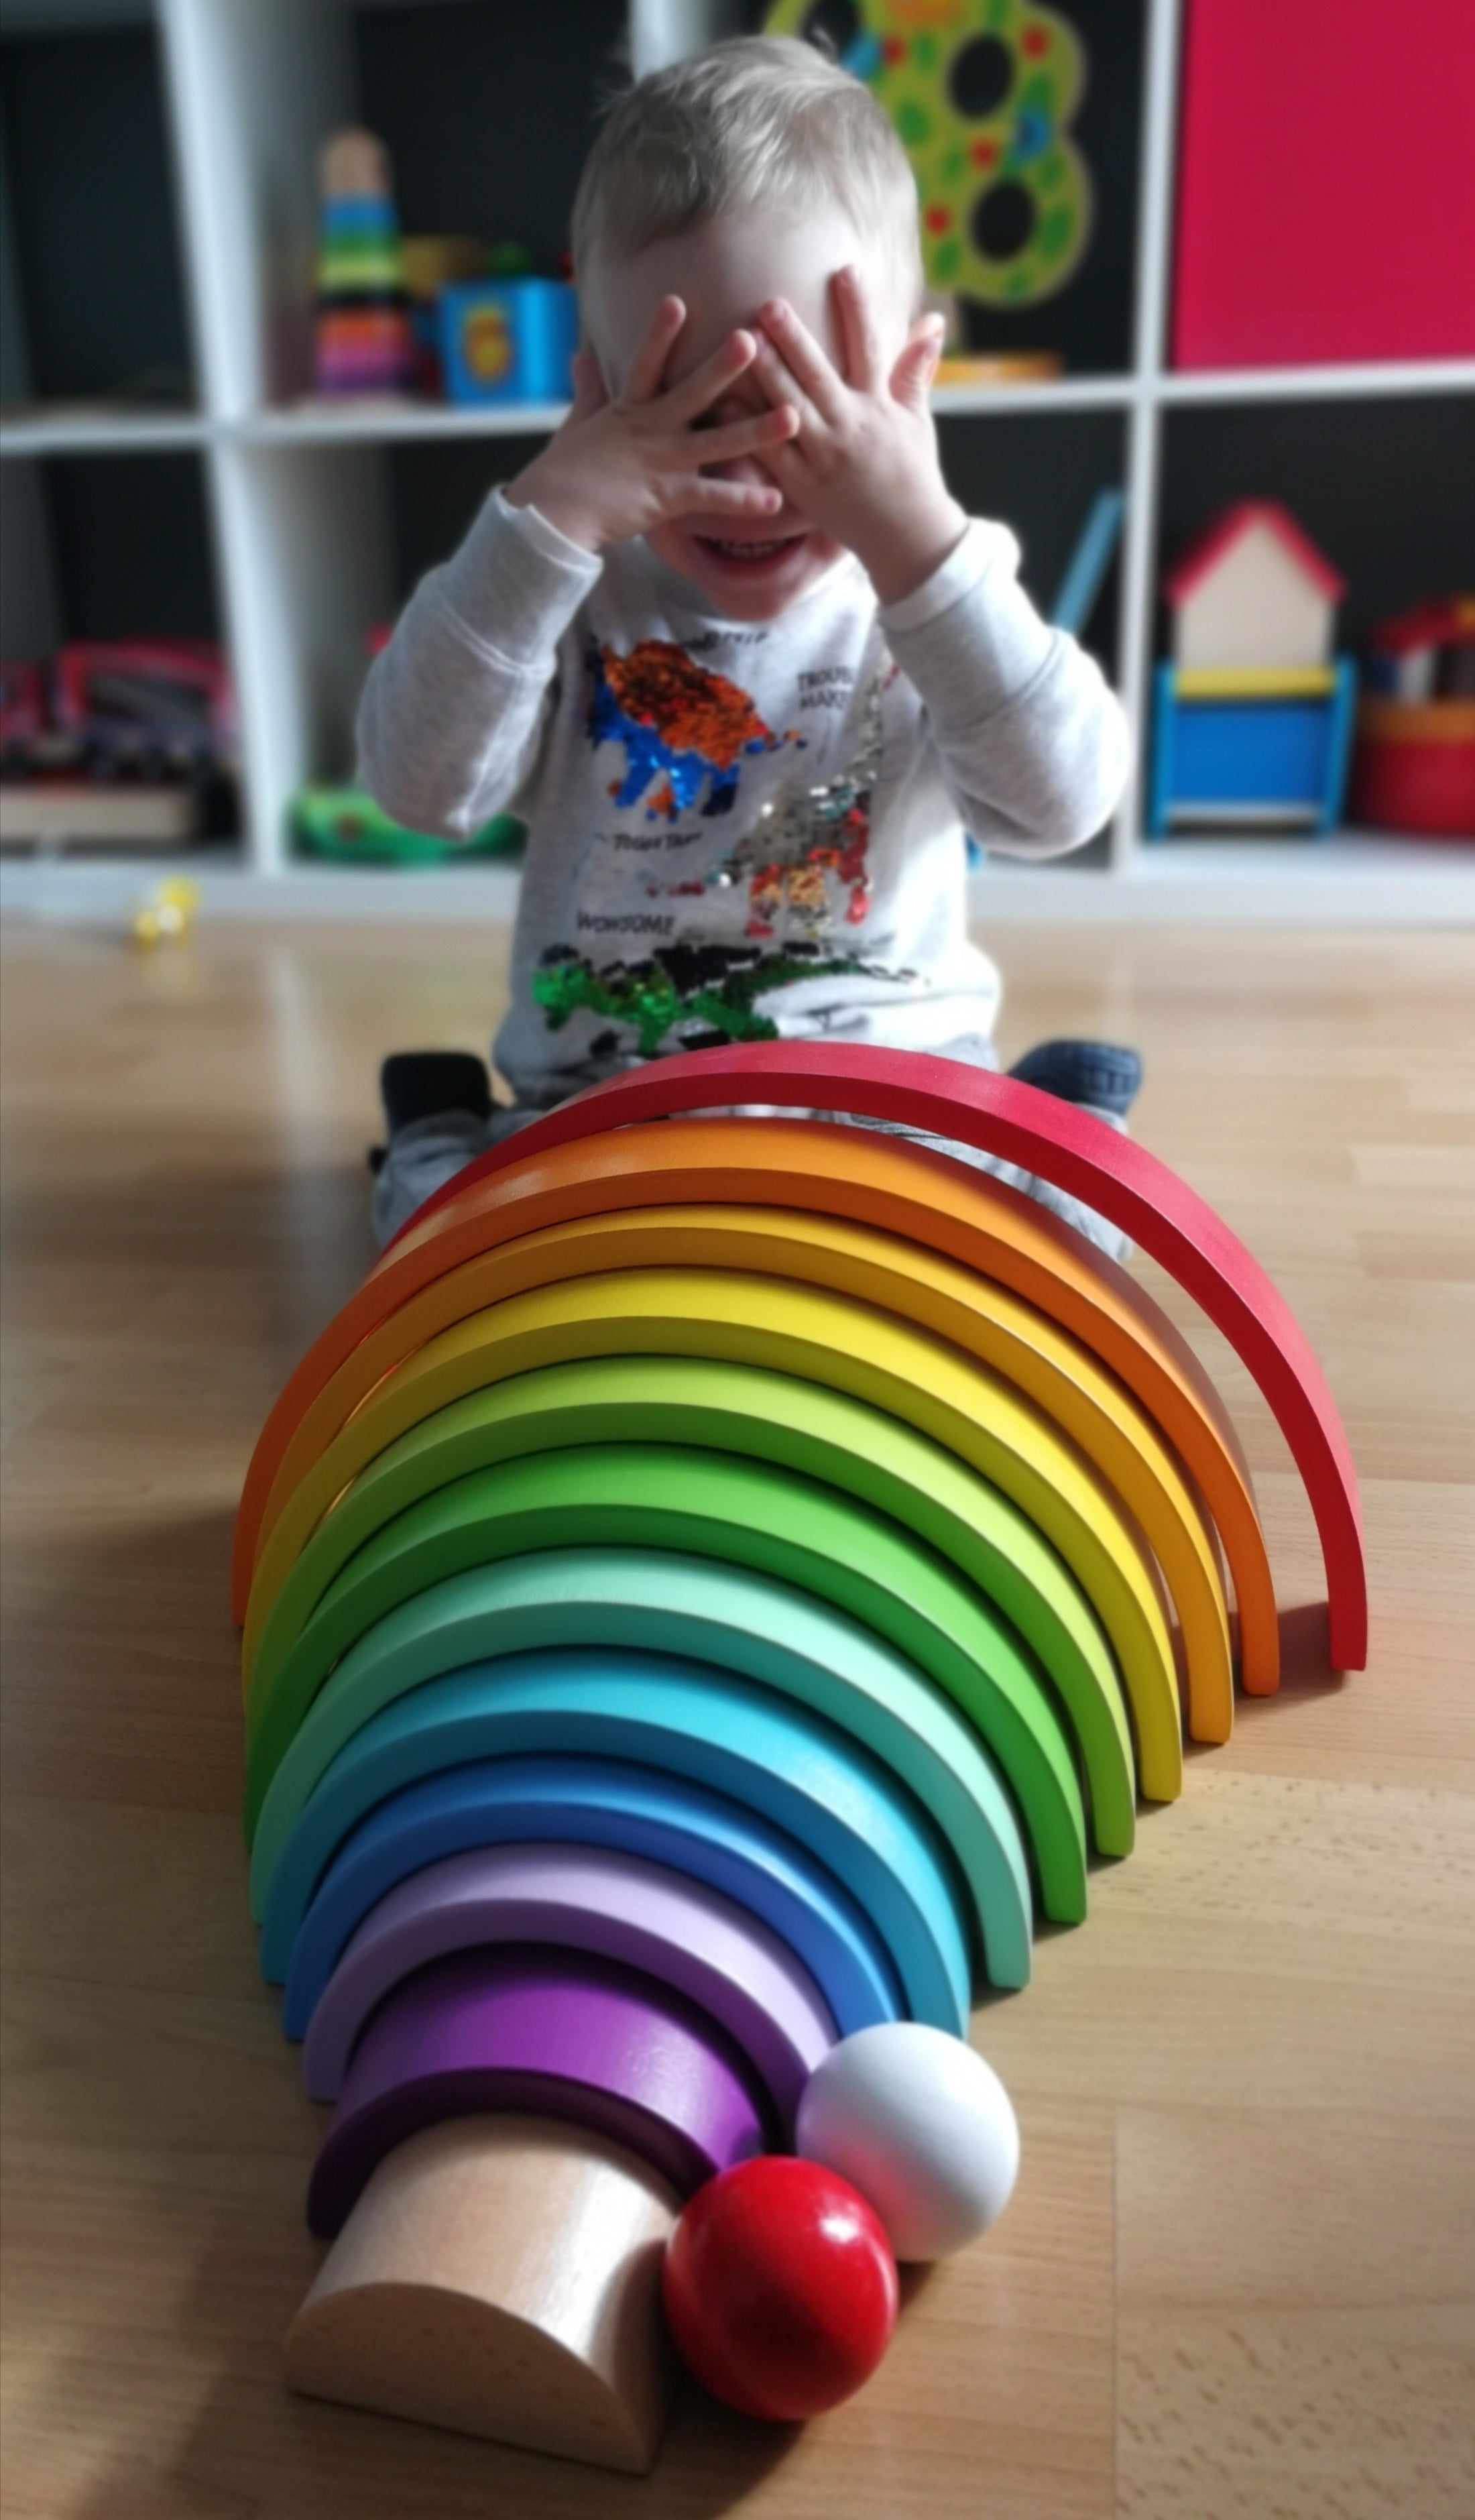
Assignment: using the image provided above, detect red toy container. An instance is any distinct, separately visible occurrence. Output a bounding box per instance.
[51,640,238,769]
[1350,699,1475,838]
[0,660,47,748]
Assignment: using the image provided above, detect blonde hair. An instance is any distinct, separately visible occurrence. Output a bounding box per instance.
[572,35,925,317]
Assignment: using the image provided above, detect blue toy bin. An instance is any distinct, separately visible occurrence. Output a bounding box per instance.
[1148,661,1358,837]
[438,279,579,404]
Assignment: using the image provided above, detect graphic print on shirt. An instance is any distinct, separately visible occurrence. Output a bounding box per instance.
[532,933,884,1059]
[586,636,806,821]
[640,660,896,943]
[535,654,912,1062]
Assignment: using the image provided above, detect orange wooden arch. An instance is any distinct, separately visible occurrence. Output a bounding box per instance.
[233,1121,1276,1692]
[387,1045,1366,1672]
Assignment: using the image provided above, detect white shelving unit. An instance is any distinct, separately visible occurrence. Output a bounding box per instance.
[2,0,1472,925]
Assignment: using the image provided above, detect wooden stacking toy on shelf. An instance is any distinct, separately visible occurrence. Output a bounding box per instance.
[313,129,415,398]
[235,1041,1366,2472]
[1148,502,1358,836]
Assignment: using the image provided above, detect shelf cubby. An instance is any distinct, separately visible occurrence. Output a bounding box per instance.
[0,5,195,415]
[0,442,242,854]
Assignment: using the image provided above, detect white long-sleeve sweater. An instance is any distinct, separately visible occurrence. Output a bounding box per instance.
[358,488,1130,1110]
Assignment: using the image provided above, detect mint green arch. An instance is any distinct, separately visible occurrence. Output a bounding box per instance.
[246,1354,1134,1856]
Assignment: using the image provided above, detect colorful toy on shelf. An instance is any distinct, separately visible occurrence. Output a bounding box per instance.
[51,638,237,775]
[0,642,237,851]
[1051,485,1125,638]
[398,234,493,396]
[1350,596,1475,838]
[237,1039,1364,2472]
[2,643,235,781]
[290,787,524,866]
[438,276,580,406]
[400,235,495,301]
[1361,596,1475,705]
[0,661,46,768]
[932,349,1061,386]
[767,0,1094,306]
[314,129,416,397]
[1149,503,1357,836]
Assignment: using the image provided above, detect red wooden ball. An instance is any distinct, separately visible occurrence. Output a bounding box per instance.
[662,2154,900,2421]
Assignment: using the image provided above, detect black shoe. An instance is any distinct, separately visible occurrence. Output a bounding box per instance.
[369,1050,494,1172]
[1008,1038,1142,1118]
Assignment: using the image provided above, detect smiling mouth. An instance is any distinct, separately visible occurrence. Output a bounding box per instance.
[694,532,809,566]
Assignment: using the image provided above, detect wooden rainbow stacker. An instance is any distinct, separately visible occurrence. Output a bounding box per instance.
[232,1041,1366,2473]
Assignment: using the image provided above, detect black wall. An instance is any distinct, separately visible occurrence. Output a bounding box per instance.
[354,0,630,276]
[41,455,220,642]
[1,25,193,403]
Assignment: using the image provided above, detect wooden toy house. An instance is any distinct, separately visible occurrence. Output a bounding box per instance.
[1149,502,1357,836]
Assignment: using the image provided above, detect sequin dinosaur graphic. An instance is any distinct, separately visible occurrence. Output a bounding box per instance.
[532,937,884,1062]
[642,661,892,939]
[587,638,804,823]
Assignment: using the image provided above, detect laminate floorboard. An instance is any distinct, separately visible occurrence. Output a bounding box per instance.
[2,917,1472,2519]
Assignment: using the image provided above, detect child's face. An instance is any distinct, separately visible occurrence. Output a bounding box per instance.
[585,209,912,622]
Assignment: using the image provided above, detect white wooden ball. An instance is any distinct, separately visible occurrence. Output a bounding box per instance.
[794,2024,1019,2262]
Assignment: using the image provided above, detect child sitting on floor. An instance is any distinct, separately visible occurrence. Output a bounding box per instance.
[359,34,1139,1250]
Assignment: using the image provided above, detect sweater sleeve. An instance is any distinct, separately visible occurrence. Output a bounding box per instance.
[878,518,1130,858]
[356,486,603,840]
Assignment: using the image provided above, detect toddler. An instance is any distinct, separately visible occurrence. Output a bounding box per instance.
[360,35,1138,1249]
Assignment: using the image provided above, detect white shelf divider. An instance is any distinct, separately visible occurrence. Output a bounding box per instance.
[160,0,361,871]
[1159,357,1475,404]
[211,437,394,874]
[160,0,356,423]
[1111,0,1184,874]
[0,410,207,453]
[235,399,573,447]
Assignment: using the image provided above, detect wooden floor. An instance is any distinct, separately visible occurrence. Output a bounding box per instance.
[3,916,1473,2520]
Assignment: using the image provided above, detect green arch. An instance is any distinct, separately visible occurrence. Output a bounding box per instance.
[245,1443,1087,1925]
[245,1354,1134,1855]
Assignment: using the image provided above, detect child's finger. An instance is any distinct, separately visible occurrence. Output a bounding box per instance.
[757,296,846,424]
[568,347,609,418]
[670,474,784,521]
[660,327,760,424]
[625,296,687,402]
[890,317,945,415]
[834,265,883,393]
[749,334,817,434]
[693,402,800,465]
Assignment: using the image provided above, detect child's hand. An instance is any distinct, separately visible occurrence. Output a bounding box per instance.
[749,268,967,605]
[505,298,799,557]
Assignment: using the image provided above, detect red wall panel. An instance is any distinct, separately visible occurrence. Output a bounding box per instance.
[1172,0,1475,368]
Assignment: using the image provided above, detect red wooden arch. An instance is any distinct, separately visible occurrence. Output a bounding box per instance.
[386,1043,1366,1671]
